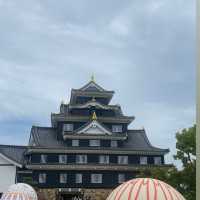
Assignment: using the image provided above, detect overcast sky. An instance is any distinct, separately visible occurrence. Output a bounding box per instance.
[0,0,195,166]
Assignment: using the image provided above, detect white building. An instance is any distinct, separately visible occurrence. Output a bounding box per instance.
[0,145,26,197]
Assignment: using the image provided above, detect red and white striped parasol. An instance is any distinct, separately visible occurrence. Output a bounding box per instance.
[1,183,37,200]
[107,178,186,200]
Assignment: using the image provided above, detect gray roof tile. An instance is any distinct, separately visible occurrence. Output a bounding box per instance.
[0,145,27,165]
[30,126,168,153]
[125,130,169,152]
[29,126,67,147]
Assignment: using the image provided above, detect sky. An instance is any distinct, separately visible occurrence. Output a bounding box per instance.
[0,0,195,166]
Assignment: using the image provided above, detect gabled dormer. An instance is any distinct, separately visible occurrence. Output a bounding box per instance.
[76,112,112,135]
[62,112,128,141]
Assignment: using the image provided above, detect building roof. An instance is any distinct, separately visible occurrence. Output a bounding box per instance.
[79,80,107,92]
[125,130,169,152]
[28,126,168,154]
[51,113,135,127]
[0,145,27,166]
[60,102,123,117]
[29,126,66,147]
[70,80,115,105]
[68,100,122,112]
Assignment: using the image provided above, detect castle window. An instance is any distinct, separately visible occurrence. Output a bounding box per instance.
[91,174,102,183]
[118,174,125,183]
[28,155,32,163]
[72,139,79,147]
[40,155,47,164]
[39,173,46,183]
[111,140,118,147]
[112,125,122,133]
[59,155,67,164]
[89,140,100,147]
[76,174,83,183]
[76,155,87,164]
[99,155,109,164]
[118,156,128,164]
[63,124,73,132]
[60,173,67,183]
[154,156,162,165]
[140,156,147,165]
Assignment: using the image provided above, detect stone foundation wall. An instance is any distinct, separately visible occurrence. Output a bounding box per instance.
[36,188,58,200]
[82,189,112,200]
[36,188,112,200]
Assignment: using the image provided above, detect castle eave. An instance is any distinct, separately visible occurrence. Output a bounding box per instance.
[26,148,169,155]
[63,134,127,140]
[26,164,173,171]
[51,114,135,127]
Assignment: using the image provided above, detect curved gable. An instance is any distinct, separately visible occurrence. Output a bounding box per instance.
[77,120,112,135]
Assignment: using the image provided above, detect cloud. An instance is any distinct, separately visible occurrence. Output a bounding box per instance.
[0,0,195,167]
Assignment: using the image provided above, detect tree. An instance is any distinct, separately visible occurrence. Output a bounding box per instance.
[138,125,196,200]
[173,125,196,200]
[175,125,196,167]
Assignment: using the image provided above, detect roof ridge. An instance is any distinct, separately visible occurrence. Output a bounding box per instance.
[128,129,145,132]
[32,126,54,129]
[0,144,27,148]
[79,80,105,91]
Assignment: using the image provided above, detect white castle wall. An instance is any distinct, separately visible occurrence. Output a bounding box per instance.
[0,155,16,194]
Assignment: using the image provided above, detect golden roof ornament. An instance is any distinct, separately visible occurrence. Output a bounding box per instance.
[91,74,95,82]
[92,111,97,120]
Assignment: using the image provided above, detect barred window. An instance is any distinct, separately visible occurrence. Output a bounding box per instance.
[89,140,100,147]
[60,173,67,183]
[39,173,46,183]
[112,125,122,133]
[111,140,118,147]
[76,155,87,164]
[59,155,67,164]
[40,155,47,164]
[154,157,162,165]
[140,156,147,165]
[118,156,128,164]
[63,124,73,132]
[91,174,102,183]
[118,174,125,183]
[99,155,109,164]
[76,174,83,183]
[72,140,79,147]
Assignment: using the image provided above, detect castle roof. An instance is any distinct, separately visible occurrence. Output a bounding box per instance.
[70,80,114,105]
[0,145,27,167]
[51,113,135,127]
[28,126,169,155]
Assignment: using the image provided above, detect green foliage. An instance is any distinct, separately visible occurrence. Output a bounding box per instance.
[174,125,196,166]
[22,176,38,186]
[138,124,196,200]
[173,125,196,200]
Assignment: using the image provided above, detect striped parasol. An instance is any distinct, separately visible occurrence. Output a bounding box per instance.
[107,178,186,200]
[1,183,37,200]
